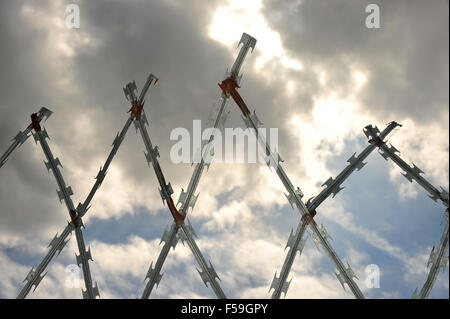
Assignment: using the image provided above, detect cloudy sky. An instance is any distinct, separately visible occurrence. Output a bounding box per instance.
[0,0,448,299]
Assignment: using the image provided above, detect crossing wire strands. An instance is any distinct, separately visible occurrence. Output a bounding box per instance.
[0,32,448,299]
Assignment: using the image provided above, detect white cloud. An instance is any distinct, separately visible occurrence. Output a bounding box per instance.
[209,0,302,72]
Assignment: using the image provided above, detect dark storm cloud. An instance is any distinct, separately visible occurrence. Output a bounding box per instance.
[0,0,447,232]
[1,0,447,241]
[0,0,77,241]
[0,0,280,243]
[0,0,250,297]
[0,0,233,243]
[262,0,449,123]
[51,0,258,188]
[44,0,311,215]
[0,0,448,299]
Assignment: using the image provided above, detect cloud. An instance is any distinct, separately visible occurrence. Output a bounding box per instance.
[262,0,449,123]
[0,0,447,299]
